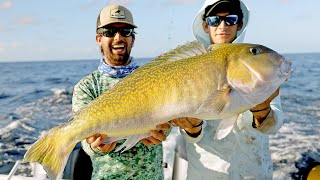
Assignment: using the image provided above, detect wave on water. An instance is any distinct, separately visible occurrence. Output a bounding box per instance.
[0,87,73,176]
[45,77,70,85]
[0,93,12,99]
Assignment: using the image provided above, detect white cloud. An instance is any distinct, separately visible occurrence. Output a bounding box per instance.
[16,16,37,25]
[0,25,19,32]
[0,0,13,10]
[0,41,22,54]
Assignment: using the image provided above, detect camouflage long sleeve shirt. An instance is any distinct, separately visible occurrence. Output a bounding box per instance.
[72,69,163,180]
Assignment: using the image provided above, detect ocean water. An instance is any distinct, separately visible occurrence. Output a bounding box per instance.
[0,54,319,179]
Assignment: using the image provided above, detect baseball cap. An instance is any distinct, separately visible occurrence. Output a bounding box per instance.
[96,4,138,29]
[204,0,242,19]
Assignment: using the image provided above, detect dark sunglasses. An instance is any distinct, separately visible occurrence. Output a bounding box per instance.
[206,15,238,27]
[98,28,135,37]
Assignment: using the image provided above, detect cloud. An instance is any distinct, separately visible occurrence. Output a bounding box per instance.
[0,0,13,10]
[0,25,16,32]
[16,16,38,25]
[0,41,22,53]
[0,16,39,32]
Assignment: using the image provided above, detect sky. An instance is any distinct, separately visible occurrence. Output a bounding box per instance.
[0,0,319,62]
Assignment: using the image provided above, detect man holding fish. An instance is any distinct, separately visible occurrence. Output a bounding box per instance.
[170,0,286,179]
[71,4,170,180]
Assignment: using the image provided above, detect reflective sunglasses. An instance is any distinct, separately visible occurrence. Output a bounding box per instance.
[98,28,135,37]
[206,15,238,27]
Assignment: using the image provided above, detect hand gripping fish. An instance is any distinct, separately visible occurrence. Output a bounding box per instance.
[24,41,292,179]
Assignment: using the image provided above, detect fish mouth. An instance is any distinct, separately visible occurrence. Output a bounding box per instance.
[280,58,293,77]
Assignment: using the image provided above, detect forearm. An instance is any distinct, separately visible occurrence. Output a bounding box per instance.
[253,96,284,134]
[180,120,206,143]
[251,106,272,128]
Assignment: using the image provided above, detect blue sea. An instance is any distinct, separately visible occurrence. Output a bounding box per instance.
[0,54,319,179]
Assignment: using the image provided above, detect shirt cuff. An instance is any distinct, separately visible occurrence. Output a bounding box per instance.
[256,107,283,134]
[81,139,104,157]
[180,120,207,143]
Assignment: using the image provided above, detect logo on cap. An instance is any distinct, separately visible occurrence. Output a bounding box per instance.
[110,8,125,19]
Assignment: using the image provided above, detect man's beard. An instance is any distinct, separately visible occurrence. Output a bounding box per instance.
[101,46,131,66]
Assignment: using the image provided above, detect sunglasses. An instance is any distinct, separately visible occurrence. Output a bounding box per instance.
[206,15,238,27]
[98,28,135,37]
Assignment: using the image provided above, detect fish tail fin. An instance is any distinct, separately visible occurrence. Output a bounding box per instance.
[23,126,76,180]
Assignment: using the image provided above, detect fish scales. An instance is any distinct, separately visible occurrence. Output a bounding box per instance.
[81,58,211,135]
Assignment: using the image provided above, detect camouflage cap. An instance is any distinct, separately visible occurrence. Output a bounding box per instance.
[96,4,138,29]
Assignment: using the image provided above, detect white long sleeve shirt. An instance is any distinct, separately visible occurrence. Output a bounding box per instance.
[180,96,283,180]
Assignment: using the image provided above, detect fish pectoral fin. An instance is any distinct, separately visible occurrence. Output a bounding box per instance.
[214,115,238,140]
[197,89,230,115]
[103,136,126,144]
[114,133,150,153]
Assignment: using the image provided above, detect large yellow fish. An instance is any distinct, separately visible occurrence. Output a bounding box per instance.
[23,42,292,179]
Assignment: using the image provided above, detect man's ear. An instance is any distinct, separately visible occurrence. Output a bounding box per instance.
[237,20,243,31]
[96,34,102,45]
[132,35,135,44]
[131,35,135,47]
[202,21,209,33]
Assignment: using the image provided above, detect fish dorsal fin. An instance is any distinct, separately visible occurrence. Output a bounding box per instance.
[156,40,207,62]
[135,41,207,73]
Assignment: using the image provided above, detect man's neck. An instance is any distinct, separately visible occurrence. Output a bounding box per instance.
[104,57,131,66]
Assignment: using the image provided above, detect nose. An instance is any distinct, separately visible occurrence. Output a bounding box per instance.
[114,31,123,40]
[218,20,227,28]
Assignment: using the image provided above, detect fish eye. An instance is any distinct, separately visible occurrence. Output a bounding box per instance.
[249,47,261,55]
